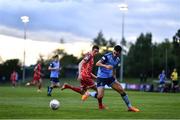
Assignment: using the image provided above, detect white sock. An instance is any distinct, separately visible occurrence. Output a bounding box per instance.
[89,92,97,98]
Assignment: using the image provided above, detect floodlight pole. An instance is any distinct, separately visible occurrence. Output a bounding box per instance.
[21,16,29,83]
[119,3,128,82]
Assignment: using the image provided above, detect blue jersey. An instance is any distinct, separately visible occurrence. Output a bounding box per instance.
[49,60,60,78]
[97,52,120,78]
[159,73,166,83]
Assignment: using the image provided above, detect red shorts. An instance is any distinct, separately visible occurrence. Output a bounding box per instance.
[80,76,95,90]
[33,76,41,82]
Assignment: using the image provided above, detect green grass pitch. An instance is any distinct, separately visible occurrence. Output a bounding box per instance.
[0,86,180,119]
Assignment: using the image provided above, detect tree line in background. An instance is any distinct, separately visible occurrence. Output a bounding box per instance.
[0,29,180,82]
[125,29,180,78]
[93,29,180,79]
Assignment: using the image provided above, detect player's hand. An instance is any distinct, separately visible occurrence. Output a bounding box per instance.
[91,73,97,79]
[94,76,97,79]
[105,65,113,70]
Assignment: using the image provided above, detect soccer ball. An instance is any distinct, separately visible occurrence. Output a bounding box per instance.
[26,82,30,86]
[49,99,60,110]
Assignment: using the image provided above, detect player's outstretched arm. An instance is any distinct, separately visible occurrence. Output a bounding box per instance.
[96,60,113,70]
[77,60,84,80]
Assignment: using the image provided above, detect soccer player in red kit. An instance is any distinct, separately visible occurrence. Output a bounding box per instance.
[26,60,43,92]
[10,70,18,87]
[61,45,105,109]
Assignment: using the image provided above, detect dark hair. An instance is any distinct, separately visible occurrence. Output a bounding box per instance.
[92,45,99,50]
[53,55,59,58]
[114,45,122,53]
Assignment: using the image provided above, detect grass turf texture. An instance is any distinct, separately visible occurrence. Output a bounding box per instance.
[1,86,180,119]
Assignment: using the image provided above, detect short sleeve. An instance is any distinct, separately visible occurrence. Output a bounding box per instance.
[100,55,108,64]
[83,54,91,62]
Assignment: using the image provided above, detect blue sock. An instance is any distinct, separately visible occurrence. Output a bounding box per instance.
[48,86,53,95]
[47,86,50,94]
[89,92,97,98]
[121,93,132,108]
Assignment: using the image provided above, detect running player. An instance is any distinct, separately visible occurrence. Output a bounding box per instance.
[158,70,166,92]
[171,68,179,92]
[47,55,61,96]
[26,60,43,92]
[61,45,105,109]
[10,70,18,87]
[92,45,140,112]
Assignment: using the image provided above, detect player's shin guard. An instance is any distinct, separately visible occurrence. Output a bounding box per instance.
[120,92,132,108]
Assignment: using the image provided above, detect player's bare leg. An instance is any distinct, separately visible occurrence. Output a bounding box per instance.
[37,79,42,92]
[12,81,16,88]
[96,87,107,109]
[81,85,98,101]
[81,85,106,109]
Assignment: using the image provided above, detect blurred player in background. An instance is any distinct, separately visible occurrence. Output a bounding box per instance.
[10,70,18,87]
[47,55,61,96]
[26,60,43,92]
[90,45,140,112]
[61,45,105,109]
[171,68,179,92]
[158,70,166,92]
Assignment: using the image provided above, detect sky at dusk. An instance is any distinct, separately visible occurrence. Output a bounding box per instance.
[0,0,179,65]
[0,0,179,43]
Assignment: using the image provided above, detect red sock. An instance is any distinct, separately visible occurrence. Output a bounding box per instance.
[66,85,82,94]
[64,84,72,89]
[98,97,103,107]
[38,84,41,90]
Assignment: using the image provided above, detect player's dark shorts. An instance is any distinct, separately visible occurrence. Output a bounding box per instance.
[80,76,95,90]
[159,81,165,85]
[33,76,41,81]
[32,77,41,84]
[50,77,59,83]
[97,77,116,88]
[172,81,179,86]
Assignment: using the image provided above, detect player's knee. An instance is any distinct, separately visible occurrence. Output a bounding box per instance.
[119,87,124,92]
[97,94,103,99]
[113,86,124,93]
[97,96,103,99]
[117,87,125,94]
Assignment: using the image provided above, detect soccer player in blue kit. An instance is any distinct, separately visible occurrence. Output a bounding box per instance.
[88,45,140,112]
[47,55,61,96]
[158,70,166,92]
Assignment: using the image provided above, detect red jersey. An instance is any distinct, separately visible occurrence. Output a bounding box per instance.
[33,63,41,80]
[81,52,94,79]
[10,71,17,81]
